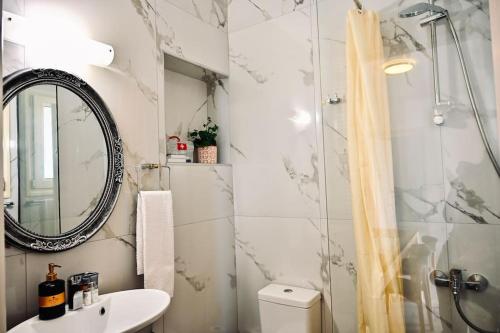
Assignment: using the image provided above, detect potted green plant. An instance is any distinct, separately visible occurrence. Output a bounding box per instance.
[188,117,218,164]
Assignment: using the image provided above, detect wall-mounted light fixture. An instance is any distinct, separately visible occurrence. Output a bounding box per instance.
[2,10,114,67]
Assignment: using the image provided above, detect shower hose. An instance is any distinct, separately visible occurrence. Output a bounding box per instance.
[447,17,500,333]
[447,18,500,178]
[453,293,499,333]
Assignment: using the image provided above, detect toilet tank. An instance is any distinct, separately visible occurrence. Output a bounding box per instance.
[258,284,321,333]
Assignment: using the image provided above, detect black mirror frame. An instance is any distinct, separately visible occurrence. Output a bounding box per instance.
[3,68,124,252]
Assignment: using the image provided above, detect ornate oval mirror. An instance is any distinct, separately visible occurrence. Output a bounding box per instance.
[3,69,123,252]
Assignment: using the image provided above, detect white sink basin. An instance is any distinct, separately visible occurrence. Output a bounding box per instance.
[9,289,170,333]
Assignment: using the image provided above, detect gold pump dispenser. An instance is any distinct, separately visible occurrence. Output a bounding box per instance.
[46,263,61,282]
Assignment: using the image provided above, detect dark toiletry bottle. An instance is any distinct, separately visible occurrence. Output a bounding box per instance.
[67,273,84,311]
[38,263,66,320]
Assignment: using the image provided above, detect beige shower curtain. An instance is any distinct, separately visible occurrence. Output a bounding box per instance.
[345,9,405,333]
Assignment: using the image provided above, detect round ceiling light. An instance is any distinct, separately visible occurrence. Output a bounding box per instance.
[383,58,416,75]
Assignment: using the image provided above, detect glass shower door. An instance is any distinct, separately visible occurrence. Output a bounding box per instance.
[316,0,500,332]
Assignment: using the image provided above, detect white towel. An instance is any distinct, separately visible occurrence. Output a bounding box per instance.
[136,191,174,296]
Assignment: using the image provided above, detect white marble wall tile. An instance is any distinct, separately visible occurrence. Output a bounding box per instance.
[3,0,25,15]
[436,1,500,225]
[24,235,141,317]
[156,0,229,76]
[326,220,357,333]
[446,223,500,332]
[322,109,352,221]
[57,88,107,232]
[164,68,209,142]
[383,31,446,224]
[163,0,228,32]
[164,218,237,333]
[235,216,324,333]
[316,0,353,224]
[168,164,234,226]
[208,78,231,164]
[310,19,332,330]
[17,0,161,242]
[229,8,320,219]
[3,41,25,77]
[6,254,27,329]
[443,119,500,225]
[5,245,25,257]
[228,0,311,32]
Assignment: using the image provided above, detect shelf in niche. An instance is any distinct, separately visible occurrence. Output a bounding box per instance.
[164,53,231,165]
[166,163,232,168]
[165,54,228,80]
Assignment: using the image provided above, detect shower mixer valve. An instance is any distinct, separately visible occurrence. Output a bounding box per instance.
[430,269,489,292]
[430,269,497,333]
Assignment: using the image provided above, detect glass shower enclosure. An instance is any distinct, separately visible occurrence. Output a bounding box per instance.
[316,0,499,332]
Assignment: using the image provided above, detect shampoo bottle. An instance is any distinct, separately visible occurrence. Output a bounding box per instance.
[38,263,66,320]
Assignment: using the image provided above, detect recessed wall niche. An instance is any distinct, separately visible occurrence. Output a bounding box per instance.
[164,54,230,164]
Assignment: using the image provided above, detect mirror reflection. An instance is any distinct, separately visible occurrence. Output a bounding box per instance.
[3,84,108,236]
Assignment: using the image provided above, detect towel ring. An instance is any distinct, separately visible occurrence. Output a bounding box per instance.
[136,163,171,191]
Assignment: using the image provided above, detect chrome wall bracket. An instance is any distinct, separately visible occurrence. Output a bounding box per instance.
[326,94,342,105]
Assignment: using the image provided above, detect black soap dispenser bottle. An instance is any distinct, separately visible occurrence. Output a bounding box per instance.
[38,263,66,320]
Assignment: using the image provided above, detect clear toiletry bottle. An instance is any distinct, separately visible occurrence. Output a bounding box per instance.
[91,281,99,303]
[82,278,92,306]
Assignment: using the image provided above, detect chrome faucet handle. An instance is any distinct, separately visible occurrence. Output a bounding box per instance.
[465,274,488,292]
[430,270,450,287]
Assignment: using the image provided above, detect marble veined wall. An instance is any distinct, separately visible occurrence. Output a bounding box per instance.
[4,0,234,331]
[317,0,500,332]
[157,164,236,333]
[228,1,333,332]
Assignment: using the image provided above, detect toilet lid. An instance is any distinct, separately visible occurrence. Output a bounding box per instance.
[258,284,321,308]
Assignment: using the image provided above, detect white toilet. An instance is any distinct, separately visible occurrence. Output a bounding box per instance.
[258,284,321,333]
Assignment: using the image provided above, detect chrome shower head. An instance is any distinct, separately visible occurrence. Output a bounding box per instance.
[399,3,447,18]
